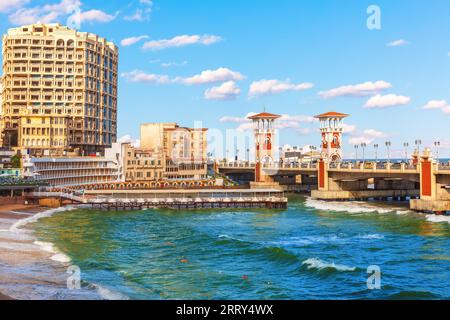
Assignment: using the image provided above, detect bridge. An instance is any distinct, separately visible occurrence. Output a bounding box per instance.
[217,149,450,214]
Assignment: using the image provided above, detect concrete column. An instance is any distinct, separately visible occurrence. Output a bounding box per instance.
[318,159,329,191]
[419,148,437,201]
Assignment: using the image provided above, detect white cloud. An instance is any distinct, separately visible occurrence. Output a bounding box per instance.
[124,0,152,21]
[0,0,29,13]
[118,135,140,148]
[9,0,81,25]
[342,123,357,134]
[318,81,392,99]
[124,8,151,22]
[121,67,244,87]
[71,9,116,24]
[121,35,149,47]
[387,39,409,47]
[423,100,450,114]
[220,112,316,132]
[248,79,313,97]
[177,67,244,85]
[204,81,241,100]
[142,34,222,51]
[348,129,387,145]
[161,61,188,68]
[7,0,115,26]
[121,70,170,84]
[364,94,411,108]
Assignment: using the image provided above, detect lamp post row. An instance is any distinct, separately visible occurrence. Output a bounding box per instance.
[351,139,441,163]
[220,139,441,164]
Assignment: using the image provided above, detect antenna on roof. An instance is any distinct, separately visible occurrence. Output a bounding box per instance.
[263,104,266,112]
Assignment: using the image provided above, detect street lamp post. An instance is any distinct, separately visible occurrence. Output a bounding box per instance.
[434,141,441,163]
[374,144,379,162]
[415,139,422,155]
[385,141,392,163]
[235,148,239,162]
[279,146,283,165]
[403,142,409,162]
[354,145,359,162]
[361,143,367,163]
[246,148,250,163]
[309,146,316,166]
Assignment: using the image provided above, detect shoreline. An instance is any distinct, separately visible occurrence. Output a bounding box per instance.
[0,203,101,300]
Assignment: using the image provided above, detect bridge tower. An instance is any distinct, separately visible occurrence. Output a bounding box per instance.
[315,111,349,162]
[248,112,281,182]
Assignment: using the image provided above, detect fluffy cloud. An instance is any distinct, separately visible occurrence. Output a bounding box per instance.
[7,0,115,25]
[124,8,150,22]
[364,94,411,108]
[348,129,387,145]
[387,39,409,47]
[121,35,149,47]
[121,70,170,84]
[220,112,317,132]
[142,34,222,51]
[248,79,313,97]
[122,67,244,87]
[318,81,392,99]
[422,100,450,114]
[124,0,152,21]
[178,67,244,85]
[0,0,29,13]
[118,135,140,148]
[9,0,81,25]
[71,9,116,24]
[204,81,241,100]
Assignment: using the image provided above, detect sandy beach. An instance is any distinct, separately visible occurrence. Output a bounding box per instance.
[0,203,101,300]
[0,204,47,300]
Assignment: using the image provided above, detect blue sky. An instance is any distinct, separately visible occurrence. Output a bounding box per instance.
[1,0,450,159]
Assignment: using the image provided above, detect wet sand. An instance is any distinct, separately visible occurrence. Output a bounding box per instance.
[0,204,100,300]
[0,204,47,299]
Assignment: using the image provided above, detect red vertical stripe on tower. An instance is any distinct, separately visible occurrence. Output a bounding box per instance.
[421,160,432,197]
[319,160,325,189]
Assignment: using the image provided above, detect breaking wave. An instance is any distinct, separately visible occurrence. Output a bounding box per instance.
[304,197,416,217]
[301,258,357,273]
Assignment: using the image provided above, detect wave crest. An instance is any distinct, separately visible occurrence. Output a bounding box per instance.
[301,258,357,273]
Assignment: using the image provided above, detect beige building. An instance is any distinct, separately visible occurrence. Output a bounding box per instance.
[0,23,118,156]
[123,143,164,182]
[140,122,208,180]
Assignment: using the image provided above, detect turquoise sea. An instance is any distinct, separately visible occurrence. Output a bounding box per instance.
[32,196,450,299]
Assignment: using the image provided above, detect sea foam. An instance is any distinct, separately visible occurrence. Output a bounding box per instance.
[302,257,356,272]
[304,197,412,216]
[91,284,130,300]
[425,214,450,224]
[9,206,76,233]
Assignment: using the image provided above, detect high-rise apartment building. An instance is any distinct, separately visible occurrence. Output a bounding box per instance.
[0,23,118,156]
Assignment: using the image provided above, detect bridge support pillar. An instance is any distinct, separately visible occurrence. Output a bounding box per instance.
[317,158,329,191]
[410,148,448,213]
[419,148,437,201]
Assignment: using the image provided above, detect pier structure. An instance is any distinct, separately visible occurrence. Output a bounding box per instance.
[29,188,288,210]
